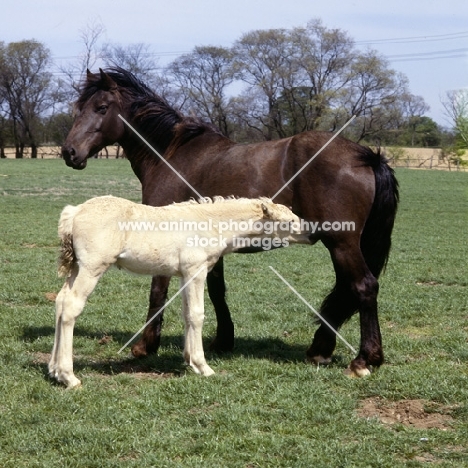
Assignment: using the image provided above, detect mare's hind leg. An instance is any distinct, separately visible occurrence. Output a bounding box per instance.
[207,258,234,352]
[307,240,382,377]
[49,266,104,388]
[131,275,171,357]
[306,281,358,366]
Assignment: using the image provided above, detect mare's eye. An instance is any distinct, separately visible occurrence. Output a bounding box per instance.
[97,105,108,114]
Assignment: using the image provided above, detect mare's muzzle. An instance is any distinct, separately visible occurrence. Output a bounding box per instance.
[62,146,88,170]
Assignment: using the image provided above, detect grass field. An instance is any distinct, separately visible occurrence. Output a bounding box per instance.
[0,159,467,467]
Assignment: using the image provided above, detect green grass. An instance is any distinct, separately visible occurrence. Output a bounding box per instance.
[0,159,467,467]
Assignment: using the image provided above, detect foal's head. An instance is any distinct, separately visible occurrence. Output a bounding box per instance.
[258,199,304,237]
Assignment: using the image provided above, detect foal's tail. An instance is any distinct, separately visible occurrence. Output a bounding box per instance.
[360,147,399,278]
[57,205,80,278]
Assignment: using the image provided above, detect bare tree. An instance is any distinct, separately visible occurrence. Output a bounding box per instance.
[0,40,54,158]
[291,19,355,131]
[442,89,468,146]
[232,29,297,139]
[340,52,412,140]
[227,19,427,142]
[101,42,159,85]
[168,46,235,136]
[59,20,105,98]
[400,94,431,146]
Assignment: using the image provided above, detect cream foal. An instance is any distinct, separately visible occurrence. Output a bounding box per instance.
[49,195,308,388]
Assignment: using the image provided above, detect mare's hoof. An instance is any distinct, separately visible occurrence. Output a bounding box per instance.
[209,336,234,353]
[131,338,161,358]
[307,354,332,366]
[131,342,149,358]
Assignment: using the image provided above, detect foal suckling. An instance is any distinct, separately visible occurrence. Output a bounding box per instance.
[49,195,308,387]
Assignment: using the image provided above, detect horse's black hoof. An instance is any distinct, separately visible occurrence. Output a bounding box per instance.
[209,336,234,353]
[131,342,148,358]
[131,338,160,358]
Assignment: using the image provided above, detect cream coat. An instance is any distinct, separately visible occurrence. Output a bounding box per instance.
[49,195,308,387]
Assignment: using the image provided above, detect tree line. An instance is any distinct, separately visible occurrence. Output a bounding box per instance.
[0,19,464,158]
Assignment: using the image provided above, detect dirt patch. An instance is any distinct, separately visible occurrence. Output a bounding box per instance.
[98,335,113,345]
[45,292,58,302]
[117,371,176,380]
[357,397,455,430]
[188,402,221,414]
[32,352,51,365]
[112,361,179,379]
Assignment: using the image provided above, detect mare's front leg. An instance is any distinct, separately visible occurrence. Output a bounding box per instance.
[207,258,235,352]
[131,275,171,357]
[181,269,214,376]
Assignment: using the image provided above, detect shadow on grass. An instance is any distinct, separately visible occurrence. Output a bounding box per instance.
[23,325,342,381]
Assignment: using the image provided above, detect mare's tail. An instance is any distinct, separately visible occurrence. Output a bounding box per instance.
[359,147,399,278]
[57,205,80,278]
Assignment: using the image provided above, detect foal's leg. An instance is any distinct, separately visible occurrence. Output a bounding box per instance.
[49,265,78,377]
[49,267,104,388]
[181,270,214,376]
[207,258,235,352]
[132,261,235,357]
[307,241,381,377]
[131,275,171,357]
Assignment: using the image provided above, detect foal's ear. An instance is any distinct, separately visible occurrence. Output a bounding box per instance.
[99,68,118,91]
[261,203,273,219]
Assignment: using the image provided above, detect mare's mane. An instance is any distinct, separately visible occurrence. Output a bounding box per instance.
[78,67,223,159]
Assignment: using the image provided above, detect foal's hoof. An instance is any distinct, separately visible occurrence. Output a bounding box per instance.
[52,373,82,389]
[66,378,82,389]
[201,366,216,377]
[344,366,372,378]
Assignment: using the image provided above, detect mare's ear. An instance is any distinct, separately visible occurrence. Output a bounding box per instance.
[99,68,118,91]
[86,69,97,81]
[261,203,273,219]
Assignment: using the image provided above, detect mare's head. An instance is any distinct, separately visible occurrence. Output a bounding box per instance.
[62,69,128,169]
[63,67,219,171]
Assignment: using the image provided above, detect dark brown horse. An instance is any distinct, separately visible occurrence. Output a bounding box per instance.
[61,68,398,377]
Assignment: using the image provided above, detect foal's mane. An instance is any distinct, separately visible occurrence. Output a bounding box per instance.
[174,196,272,207]
[78,67,222,159]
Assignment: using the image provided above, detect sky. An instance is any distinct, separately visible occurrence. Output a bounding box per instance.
[2,0,468,126]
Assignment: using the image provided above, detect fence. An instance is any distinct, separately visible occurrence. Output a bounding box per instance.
[384,147,467,172]
[2,145,467,171]
[1,145,123,160]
